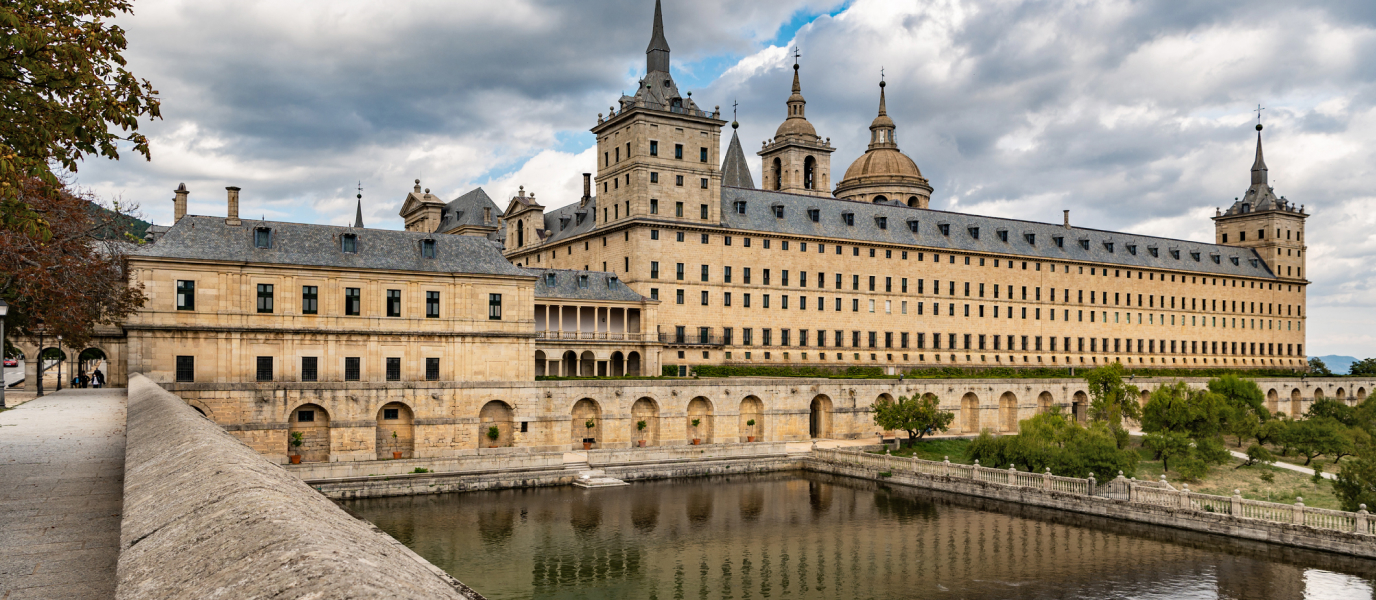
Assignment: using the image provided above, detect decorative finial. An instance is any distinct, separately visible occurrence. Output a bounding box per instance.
[880,66,885,85]
[356,180,362,200]
[1255,103,1265,126]
[793,46,801,69]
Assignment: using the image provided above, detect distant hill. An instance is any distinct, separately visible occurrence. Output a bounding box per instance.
[87,201,152,240]
[1315,355,1358,375]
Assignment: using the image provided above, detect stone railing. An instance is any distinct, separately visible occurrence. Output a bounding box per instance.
[587,441,788,466]
[814,448,1375,545]
[119,375,484,599]
[535,331,649,341]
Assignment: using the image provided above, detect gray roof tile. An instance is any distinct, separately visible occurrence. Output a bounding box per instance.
[527,268,648,302]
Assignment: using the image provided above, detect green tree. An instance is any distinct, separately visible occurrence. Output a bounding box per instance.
[1254,418,1288,447]
[1,0,161,237]
[1307,397,1357,427]
[968,408,1136,479]
[872,393,954,446]
[1084,362,1142,449]
[1238,443,1276,468]
[1351,358,1376,377]
[1143,431,1193,473]
[1283,417,1351,466]
[1333,451,1376,512]
[1309,357,1334,376]
[1141,382,1228,438]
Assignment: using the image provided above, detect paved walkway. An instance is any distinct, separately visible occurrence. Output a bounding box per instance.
[0,388,127,600]
[1229,449,1338,480]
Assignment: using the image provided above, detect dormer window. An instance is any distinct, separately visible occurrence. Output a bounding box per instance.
[559,216,570,231]
[772,205,784,218]
[1249,258,1258,267]
[575,212,586,226]
[875,216,887,230]
[1170,249,1181,260]
[808,209,820,222]
[1190,251,1200,261]
[1230,257,1240,266]
[906,219,919,233]
[967,227,979,239]
[996,229,1008,242]
[1053,235,1064,248]
[1024,232,1035,245]
[734,201,747,214]
[578,275,589,289]
[1126,244,1137,255]
[341,233,357,253]
[483,207,492,224]
[1078,239,1090,250]
[1211,254,1221,264]
[938,223,950,236]
[544,273,556,286]
[1148,246,1159,257]
[1103,241,1114,253]
[421,239,436,258]
[607,275,619,288]
[842,212,855,226]
[254,227,272,249]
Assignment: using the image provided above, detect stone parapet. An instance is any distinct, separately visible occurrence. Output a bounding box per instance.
[117,374,483,599]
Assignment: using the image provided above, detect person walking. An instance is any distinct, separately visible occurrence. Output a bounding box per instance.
[92,368,105,389]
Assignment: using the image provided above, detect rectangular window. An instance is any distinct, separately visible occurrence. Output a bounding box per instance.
[743,328,753,345]
[651,261,660,279]
[345,287,361,316]
[700,147,708,162]
[763,329,772,346]
[256,284,274,313]
[651,198,659,214]
[724,328,733,345]
[701,290,709,305]
[301,356,318,382]
[724,266,732,283]
[426,291,440,318]
[421,239,436,258]
[724,292,732,306]
[675,201,684,216]
[489,294,502,319]
[176,280,195,311]
[256,356,273,382]
[677,289,685,304]
[175,356,194,382]
[301,286,318,315]
[675,143,683,159]
[386,289,401,317]
[386,357,401,381]
[677,263,685,280]
[650,140,658,156]
[254,228,271,248]
[344,357,360,381]
[426,357,440,381]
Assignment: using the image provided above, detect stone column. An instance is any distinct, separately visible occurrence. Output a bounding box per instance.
[1293,498,1305,525]
[1357,505,1369,534]
[1231,489,1242,517]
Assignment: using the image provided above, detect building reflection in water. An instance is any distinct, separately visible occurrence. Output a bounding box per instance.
[344,472,1376,600]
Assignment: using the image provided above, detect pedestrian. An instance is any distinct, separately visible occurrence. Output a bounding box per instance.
[93,368,105,388]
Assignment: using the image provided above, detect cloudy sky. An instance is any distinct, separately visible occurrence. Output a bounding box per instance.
[82,0,1376,358]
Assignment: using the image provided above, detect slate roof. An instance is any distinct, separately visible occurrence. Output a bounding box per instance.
[436,188,501,234]
[527,268,648,302]
[721,129,755,189]
[719,187,1276,279]
[539,197,599,246]
[134,215,530,277]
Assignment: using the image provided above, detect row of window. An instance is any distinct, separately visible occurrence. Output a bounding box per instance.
[605,141,707,166]
[174,355,442,383]
[176,280,502,319]
[251,228,438,258]
[664,328,1302,357]
[1220,228,1303,243]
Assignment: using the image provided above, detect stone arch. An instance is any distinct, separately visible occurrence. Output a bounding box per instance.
[1358,388,1368,402]
[610,351,625,377]
[803,156,816,189]
[1071,391,1089,424]
[37,346,67,389]
[571,398,601,449]
[907,196,920,207]
[579,351,595,377]
[999,392,1018,432]
[76,347,107,386]
[1266,389,1279,415]
[1315,388,1325,401]
[561,350,578,376]
[288,403,330,463]
[772,157,782,190]
[534,350,546,376]
[687,397,714,444]
[961,392,980,433]
[631,397,660,447]
[872,195,888,203]
[1138,389,1150,408]
[739,396,764,442]
[1336,388,1347,404]
[1038,391,1054,414]
[479,400,515,448]
[1289,388,1302,418]
[809,395,833,439]
[376,402,415,459]
[627,351,642,376]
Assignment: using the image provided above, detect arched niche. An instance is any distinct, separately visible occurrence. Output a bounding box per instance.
[631,397,659,447]
[479,400,515,448]
[572,398,601,449]
[961,392,981,433]
[739,396,764,442]
[686,397,714,444]
[809,395,833,439]
[999,392,1018,433]
[288,403,331,463]
[376,402,414,459]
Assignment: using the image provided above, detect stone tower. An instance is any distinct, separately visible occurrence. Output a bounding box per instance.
[590,0,725,225]
[721,120,754,189]
[1213,124,1308,281]
[834,80,933,207]
[759,61,834,196]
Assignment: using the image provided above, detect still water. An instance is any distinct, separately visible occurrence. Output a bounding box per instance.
[343,472,1376,600]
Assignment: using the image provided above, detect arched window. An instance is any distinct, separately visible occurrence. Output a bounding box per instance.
[772,158,783,191]
[517,220,524,247]
[873,195,887,203]
[803,156,816,190]
[908,196,920,207]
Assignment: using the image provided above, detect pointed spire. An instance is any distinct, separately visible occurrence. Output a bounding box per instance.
[722,127,755,189]
[353,181,364,228]
[1251,123,1268,186]
[878,78,887,116]
[868,79,896,148]
[646,0,671,74]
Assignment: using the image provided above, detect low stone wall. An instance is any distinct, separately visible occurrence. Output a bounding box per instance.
[287,448,565,480]
[587,441,790,466]
[118,375,484,599]
[810,448,1376,559]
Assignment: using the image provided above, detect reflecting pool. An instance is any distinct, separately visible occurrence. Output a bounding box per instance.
[343,472,1376,600]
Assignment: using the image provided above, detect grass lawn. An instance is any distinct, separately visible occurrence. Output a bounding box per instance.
[1131,438,1342,510]
[1221,435,1354,472]
[875,438,974,463]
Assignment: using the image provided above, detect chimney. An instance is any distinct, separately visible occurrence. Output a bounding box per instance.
[226,186,241,226]
[173,183,189,222]
[581,173,591,207]
[1062,209,1070,229]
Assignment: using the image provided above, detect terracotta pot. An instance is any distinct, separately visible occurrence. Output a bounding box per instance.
[638,440,646,447]
[583,442,593,450]
[392,452,403,460]
[692,439,701,445]
[289,455,302,464]
[488,445,498,449]
[747,436,755,443]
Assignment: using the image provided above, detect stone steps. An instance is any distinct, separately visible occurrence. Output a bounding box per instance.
[572,468,628,488]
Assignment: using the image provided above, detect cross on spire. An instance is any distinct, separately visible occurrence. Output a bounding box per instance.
[1254,103,1265,125]
[880,66,885,82]
[793,46,801,65]
[353,180,365,228]
[732,99,738,121]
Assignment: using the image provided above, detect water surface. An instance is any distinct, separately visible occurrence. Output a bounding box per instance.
[344,472,1376,600]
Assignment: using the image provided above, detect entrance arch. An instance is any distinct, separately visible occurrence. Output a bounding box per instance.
[572,398,601,449]
[687,397,714,444]
[627,351,642,376]
[479,400,515,448]
[77,348,107,387]
[1359,388,1368,402]
[1336,388,1347,404]
[288,404,330,463]
[561,351,578,376]
[739,396,764,442]
[579,351,595,377]
[534,350,546,376]
[1289,388,1302,418]
[1266,389,1279,415]
[376,402,414,459]
[999,392,1018,432]
[1037,391,1053,414]
[1071,391,1089,423]
[611,351,625,377]
[631,397,660,447]
[809,395,833,439]
[961,393,980,433]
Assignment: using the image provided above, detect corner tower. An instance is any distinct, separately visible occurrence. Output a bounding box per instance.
[759,61,834,196]
[1213,124,1308,282]
[834,80,933,207]
[590,0,725,226]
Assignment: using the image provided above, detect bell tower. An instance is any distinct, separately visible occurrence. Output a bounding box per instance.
[758,56,834,197]
[1212,123,1308,282]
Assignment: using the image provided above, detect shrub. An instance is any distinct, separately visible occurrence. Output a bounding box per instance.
[662,365,679,377]
[1238,443,1276,468]
[1334,452,1376,511]
[486,426,500,441]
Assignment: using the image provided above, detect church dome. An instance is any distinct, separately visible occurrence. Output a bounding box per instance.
[775,116,818,139]
[833,80,933,208]
[842,147,922,181]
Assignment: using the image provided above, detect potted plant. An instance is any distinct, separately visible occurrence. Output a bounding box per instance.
[691,418,701,445]
[583,418,596,450]
[391,430,403,459]
[746,419,756,443]
[288,431,304,464]
[636,420,647,447]
[486,425,500,448]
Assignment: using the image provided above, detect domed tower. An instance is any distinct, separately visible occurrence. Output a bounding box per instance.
[1213,123,1308,282]
[758,60,834,196]
[834,80,933,207]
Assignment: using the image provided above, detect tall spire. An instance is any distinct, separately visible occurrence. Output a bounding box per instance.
[646,0,671,74]
[786,52,806,120]
[353,181,364,228]
[722,121,755,189]
[1251,123,1268,186]
[868,79,896,149]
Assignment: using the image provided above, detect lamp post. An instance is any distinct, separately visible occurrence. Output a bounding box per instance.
[33,323,45,398]
[0,299,8,409]
[55,335,62,392]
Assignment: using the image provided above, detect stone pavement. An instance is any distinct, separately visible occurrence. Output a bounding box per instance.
[0,388,126,600]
